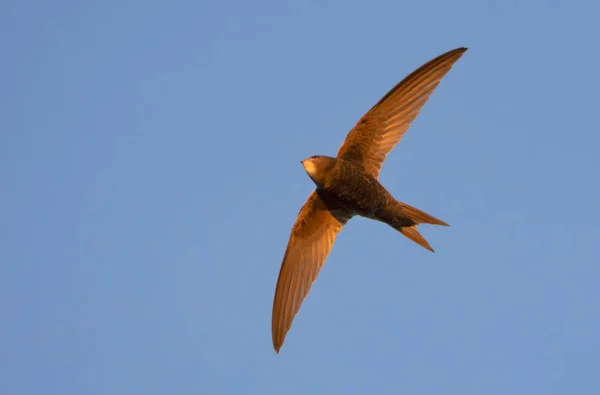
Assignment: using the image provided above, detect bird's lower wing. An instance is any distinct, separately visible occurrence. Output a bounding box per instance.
[272,190,350,353]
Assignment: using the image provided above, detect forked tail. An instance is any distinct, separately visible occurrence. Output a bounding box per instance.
[392,202,449,252]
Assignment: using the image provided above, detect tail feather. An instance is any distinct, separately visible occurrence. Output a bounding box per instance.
[390,201,448,252]
[399,202,449,227]
[400,226,434,252]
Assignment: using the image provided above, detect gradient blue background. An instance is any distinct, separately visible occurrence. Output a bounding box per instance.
[2,1,599,394]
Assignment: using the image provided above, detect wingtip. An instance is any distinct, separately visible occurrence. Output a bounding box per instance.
[448,47,468,57]
[273,335,282,353]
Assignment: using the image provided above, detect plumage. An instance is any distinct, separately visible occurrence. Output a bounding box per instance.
[337,47,468,179]
[272,47,467,353]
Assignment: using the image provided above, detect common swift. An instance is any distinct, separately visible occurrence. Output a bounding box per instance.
[272,47,467,353]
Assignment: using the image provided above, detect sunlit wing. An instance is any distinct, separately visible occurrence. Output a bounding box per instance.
[336,47,467,178]
[271,190,351,353]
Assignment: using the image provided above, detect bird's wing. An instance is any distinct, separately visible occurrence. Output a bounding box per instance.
[272,190,351,353]
[336,47,467,179]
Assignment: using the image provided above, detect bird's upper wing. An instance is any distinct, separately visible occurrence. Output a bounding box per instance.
[336,47,467,179]
[272,190,351,353]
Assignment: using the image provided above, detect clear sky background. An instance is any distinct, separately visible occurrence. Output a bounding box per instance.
[2,1,600,394]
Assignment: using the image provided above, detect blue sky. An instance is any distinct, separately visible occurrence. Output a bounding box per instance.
[2,1,600,394]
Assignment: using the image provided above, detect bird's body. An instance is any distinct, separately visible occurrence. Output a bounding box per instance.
[271,47,468,353]
[303,155,448,250]
[305,156,388,218]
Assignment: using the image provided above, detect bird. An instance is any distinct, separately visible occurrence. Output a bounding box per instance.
[271,47,467,353]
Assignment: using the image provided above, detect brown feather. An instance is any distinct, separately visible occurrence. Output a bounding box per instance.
[271,191,351,353]
[336,47,467,178]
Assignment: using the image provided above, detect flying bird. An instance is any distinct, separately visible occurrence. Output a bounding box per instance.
[271,47,467,353]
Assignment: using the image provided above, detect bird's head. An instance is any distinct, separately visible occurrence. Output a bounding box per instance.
[301,155,336,187]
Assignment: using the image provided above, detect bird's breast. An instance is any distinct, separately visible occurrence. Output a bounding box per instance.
[322,161,389,217]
